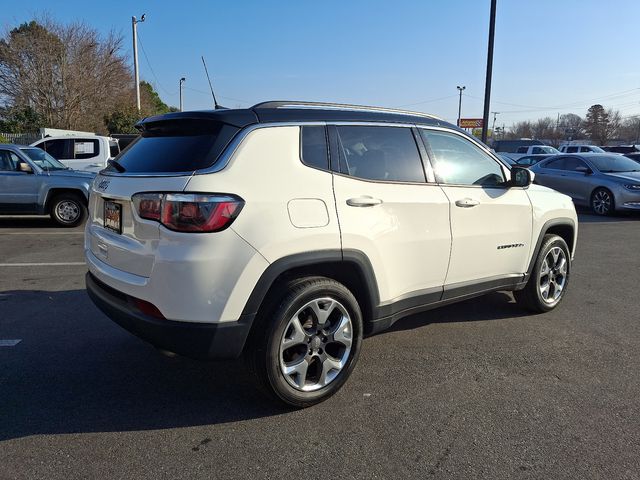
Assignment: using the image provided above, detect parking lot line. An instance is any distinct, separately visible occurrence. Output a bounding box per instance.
[0,262,86,267]
[0,339,22,347]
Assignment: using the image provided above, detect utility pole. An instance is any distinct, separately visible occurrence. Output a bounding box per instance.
[481,0,497,143]
[491,111,500,137]
[179,77,186,112]
[457,86,466,127]
[131,14,146,111]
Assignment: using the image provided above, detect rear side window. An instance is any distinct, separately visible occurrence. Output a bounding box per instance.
[109,120,239,173]
[335,126,425,182]
[566,146,578,153]
[73,139,99,159]
[544,158,565,169]
[300,126,328,170]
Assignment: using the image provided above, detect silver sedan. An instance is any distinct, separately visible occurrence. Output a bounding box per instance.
[529,153,640,215]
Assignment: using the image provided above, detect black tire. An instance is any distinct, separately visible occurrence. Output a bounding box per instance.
[49,193,87,227]
[515,234,571,313]
[590,187,615,216]
[246,276,363,408]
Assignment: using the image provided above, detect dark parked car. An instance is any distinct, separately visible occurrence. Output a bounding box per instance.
[529,153,640,215]
[492,139,545,153]
[601,145,639,154]
[0,144,94,226]
[625,152,640,163]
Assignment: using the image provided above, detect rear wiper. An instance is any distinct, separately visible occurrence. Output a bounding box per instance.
[107,159,126,173]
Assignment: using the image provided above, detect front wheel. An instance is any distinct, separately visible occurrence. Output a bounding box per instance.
[515,234,571,313]
[247,276,363,407]
[591,187,614,216]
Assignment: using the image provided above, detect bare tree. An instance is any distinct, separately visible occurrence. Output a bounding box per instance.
[507,121,534,139]
[0,19,132,133]
[617,116,640,144]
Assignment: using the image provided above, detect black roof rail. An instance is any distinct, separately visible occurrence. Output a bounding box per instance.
[251,100,442,121]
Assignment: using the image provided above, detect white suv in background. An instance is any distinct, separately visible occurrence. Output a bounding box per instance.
[85,102,578,407]
[31,135,120,172]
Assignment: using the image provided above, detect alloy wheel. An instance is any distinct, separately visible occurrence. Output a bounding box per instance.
[538,246,568,304]
[279,297,353,392]
[592,190,611,215]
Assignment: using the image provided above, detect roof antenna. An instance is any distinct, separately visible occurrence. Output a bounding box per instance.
[201,56,223,109]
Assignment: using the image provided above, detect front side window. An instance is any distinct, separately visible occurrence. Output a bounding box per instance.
[566,146,578,153]
[21,148,68,170]
[420,129,505,186]
[300,126,329,170]
[335,126,425,182]
[73,139,100,159]
[563,157,588,171]
[0,150,16,171]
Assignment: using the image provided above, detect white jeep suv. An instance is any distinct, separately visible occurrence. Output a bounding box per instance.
[85,101,577,407]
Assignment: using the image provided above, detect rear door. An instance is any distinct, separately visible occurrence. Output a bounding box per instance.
[533,157,567,191]
[71,138,103,170]
[330,124,451,307]
[418,128,532,293]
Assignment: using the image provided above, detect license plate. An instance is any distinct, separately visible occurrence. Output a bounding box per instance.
[104,200,122,234]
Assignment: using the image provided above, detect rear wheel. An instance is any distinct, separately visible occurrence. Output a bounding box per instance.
[515,234,570,313]
[50,193,87,227]
[591,187,614,216]
[247,276,363,407]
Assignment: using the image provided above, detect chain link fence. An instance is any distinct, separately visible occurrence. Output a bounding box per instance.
[0,132,43,145]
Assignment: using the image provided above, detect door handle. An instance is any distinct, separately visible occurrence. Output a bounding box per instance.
[346,196,383,207]
[455,198,480,208]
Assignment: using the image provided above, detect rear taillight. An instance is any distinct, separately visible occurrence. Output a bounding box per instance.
[132,193,244,233]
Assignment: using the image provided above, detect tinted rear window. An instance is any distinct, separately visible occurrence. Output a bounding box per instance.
[108,120,239,173]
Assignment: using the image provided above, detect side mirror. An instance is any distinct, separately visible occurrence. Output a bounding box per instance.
[18,162,33,174]
[509,166,532,187]
[575,166,592,175]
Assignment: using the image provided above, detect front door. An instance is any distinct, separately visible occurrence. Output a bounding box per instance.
[0,150,40,213]
[330,124,451,308]
[418,128,532,296]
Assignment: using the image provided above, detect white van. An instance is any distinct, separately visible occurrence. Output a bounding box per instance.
[31,135,120,172]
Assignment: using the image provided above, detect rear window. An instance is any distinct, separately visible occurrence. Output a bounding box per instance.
[108,120,239,173]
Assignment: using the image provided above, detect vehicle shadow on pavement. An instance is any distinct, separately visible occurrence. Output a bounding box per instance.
[0,288,533,441]
[0,216,69,229]
[0,288,290,441]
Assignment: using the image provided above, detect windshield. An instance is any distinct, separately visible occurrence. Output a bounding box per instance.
[588,146,606,153]
[589,154,640,173]
[21,148,68,170]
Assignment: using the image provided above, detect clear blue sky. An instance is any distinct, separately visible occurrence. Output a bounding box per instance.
[4,0,640,127]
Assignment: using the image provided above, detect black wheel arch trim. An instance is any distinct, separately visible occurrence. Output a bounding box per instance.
[240,249,380,318]
[524,217,576,281]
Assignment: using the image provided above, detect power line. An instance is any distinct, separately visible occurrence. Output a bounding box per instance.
[395,94,458,108]
[136,30,177,96]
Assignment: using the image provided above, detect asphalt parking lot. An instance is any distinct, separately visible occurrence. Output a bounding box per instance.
[1,212,639,480]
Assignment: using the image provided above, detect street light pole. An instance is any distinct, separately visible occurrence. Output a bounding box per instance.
[481,0,497,143]
[179,77,186,112]
[457,86,466,127]
[131,14,146,112]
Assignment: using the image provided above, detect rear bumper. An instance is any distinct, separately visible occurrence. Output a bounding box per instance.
[86,272,253,359]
